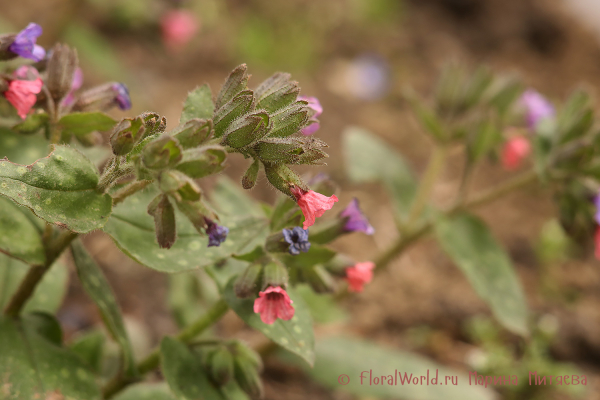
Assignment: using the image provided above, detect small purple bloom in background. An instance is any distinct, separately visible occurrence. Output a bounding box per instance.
[298,96,322,135]
[340,198,374,235]
[62,68,83,107]
[594,193,600,225]
[112,83,132,110]
[520,89,555,130]
[9,23,45,61]
[206,219,228,247]
[346,54,390,101]
[282,227,311,255]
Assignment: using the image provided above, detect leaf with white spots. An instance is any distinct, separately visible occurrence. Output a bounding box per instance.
[113,382,177,400]
[223,278,315,366]
[435,213,529,336]
[0,145,113,233]
[0,196,45,265]
[103,185,269,273]
[71,241,138,377]
[0,253,68,314]
[0,315,101,399]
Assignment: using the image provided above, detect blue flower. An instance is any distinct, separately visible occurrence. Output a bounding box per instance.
[111,83,131,110]
[9,23,45,61]
[282,227,311,255]
[206,220,228,247]
[339,198,374,235]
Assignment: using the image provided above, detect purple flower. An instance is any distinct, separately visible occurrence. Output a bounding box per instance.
[298,96,322,136]
[339,198,374,235]
[206,219,228,247]
[520,89,555,130]
[62,68,83,107]
[282,227,311,255]
[595,193,600,226]
[346,54,390,101]
[9,23,45,62]
[112,83,132,110]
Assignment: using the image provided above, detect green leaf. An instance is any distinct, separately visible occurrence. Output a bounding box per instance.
[343,127,417,221]
[161,337,225,400]
[71,241,138,377]
[180,84,215,124]
[434,213,529,336]
[302,335,495,400]
[12,112,49,134]
[103,185,268,273]
[0,196,45,264]
[0,254,68,314]
[223,278,315,366]
[70,330,106,374]
[0,146,113,233]
[278,244,336,269]
[113,383,177,400]
[295,284,348,324]
[0,128,49,164]
[0,315,101,399]
[210,176,265,219]
[58,112,117,137]
[23,311,63,345]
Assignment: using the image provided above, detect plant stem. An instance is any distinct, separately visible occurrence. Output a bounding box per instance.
[102,299,229,399]
[112,180,152,205]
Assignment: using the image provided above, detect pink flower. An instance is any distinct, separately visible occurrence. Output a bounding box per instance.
[253,286,295,324]
[346,262,375,292]
[160,10,199,51]
[501,136,531,170]
[290,186,339,229]
[4,66,43,119]
[298,96,322,136]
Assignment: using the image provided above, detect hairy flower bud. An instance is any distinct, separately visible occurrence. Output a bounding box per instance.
[268,102,311,138]
[209,347,235,386]
[255,137,328,165]
[140,112,167,137]
[46,43,78,103]
[215,64,249,110]
[262,261,288,290]
[222,111,271,149]
[255,72,300,113]
[73,82,132,112]
[141,136,183,170]
[147,194,177,249]
[159,170,202,202]
[172,118,212,149]
[110,117,145,156]
[213,90,255,138]
[175,145,226,178]
[241,159,260,189]
[263,163,307,198]
[234,263,263,298]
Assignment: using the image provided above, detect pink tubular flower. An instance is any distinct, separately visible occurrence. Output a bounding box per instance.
[253,286,295,324]
[290,186,339,229]
[501,136,531,170]
[161,10,199,51]
[298,96,322,136]
[4,66,43,119]
[346,262,375,292]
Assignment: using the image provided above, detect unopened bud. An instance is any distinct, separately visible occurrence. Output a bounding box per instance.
[141,136,183,170]
[269,102,311,138]
[110,117,145,155]
[256,81,299,114]
[304,265,335,293]
[159,170,201,202]
[222,111,271,149]
[233,354,263,399]
[175,199,213,235]
[46,43,78,103]
[263,163,308,198]
[140,112,167,137]
[147,194,177,249]
[256,137,328,165]
[172,118,212,148]
[213,90,255,137]
[215,64,249,110]
[73,82,132,112]
[175,146,226,178]
[208,347,234,386]
[242,159,259,189]
[234,263,263,298]
[231,341,263,370]
[262,261,288,290]
[0,34,18,61]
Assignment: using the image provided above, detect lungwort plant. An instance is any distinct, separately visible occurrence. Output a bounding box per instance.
[0,24,596,400]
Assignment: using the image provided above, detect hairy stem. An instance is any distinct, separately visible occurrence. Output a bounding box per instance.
[112,180,152,206]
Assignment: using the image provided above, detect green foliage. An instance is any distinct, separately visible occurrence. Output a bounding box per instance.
[70,330,106,374]
[58,112,117,137]
[0,128,49,164]
[180,84,215,123]
[113,383,178,400]
[0,197,45,264]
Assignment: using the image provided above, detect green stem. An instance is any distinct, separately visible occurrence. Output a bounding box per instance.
[112,180,152,206]
[103,299,229,399]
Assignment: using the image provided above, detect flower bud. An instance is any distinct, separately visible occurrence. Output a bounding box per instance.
[141,136,183,170]
[215,64,249,110]
[174,199,213,235]
[256,81,299,114]
[73,82,132,112]
[147,194,177,249]
[159,170,202,202]
[46,43,78,103]
[263,163,307,198]
[213,90,255,138]
[222,111,271,149]
[0,33,18,61]
[172,118,212,149]
[304,265,336,293]
[234,263,263,298]
[233,355,263,399]
[110,117,145,156]
[230,340,263,370]
[262,261,288,290]
[209,347,234,386]
[268,102,311,138]
[242,159,260,189]
[255,137,328,165]
[140,112,167,137]
[175,146,226,179]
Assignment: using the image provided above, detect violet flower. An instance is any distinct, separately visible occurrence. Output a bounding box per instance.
[298,96,322,136]
[339,198,374,235]
[112,83,131,110]
[282,227,311,255]
[346,54,390,101]
[520,89,555,130]
[206,219,228,247]
[9,23,45,61]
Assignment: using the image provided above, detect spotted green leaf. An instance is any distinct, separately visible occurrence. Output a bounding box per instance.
[0,145,112,233]
[180,84,215,124]
[113,383,177,400]
[71,241,138,377]
[103,185,268,273]
[0,315,101,399]
[435,213,529,336]
[210,176,265,219]
[0,196,45,264]
[223,278,315,366]
[58,112,117,137]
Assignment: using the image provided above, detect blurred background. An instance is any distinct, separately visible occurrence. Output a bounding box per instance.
[3,0,600,399]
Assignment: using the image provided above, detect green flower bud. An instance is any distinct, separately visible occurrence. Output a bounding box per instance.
[172,118,212,149]
[175,145,226,179]
[147,194,177,249]
[255,72,300,113]
[174,199,214,235]
[209,347,235,386]
[234,263,263,298]
[222,111,271,149]
[140,112,167,137]
[255,137,328,165]
[263,163,307,198]
[110,117,145,156]
[215,64,249,110]
[268,102,311,138]
[46,43,78,103]
[159,170,202,202]
[214,90,255,138]
[233,350,263,399]
[304,265,335,293]
[231,341,263,369]
[262,261,288,290]
[141,136,183,170]
[241,159,260,189]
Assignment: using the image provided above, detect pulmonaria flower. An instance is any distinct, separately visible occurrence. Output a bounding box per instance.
[340,198,374,235]
[501,136,531,170]
[205,219,229,247]
[520,89,555,130]
[298,96,322,135]
[112,83,131,110]
[282,227,311,255]
[61,67,83,107]
[290,186,339,229]
[9,23,45,61]
[3,66,43,119]
[346,54,390,101]
[161,10,199,51]
[253,286,295,324]
[346,262,375,292]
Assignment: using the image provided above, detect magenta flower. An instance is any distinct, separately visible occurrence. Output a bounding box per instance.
[4,66,43,119]
[339,198,374,235]
[253,286,295,324]
[111,83,131,110]
[290,186,339,229]
[61,68,83,107]
[205,219,228,247]
[501,136,531,170]
[298,96,322,135]
[9,23,45,61]
[346,262,375,292]
[161,10,199,52]
[520,89,554,130]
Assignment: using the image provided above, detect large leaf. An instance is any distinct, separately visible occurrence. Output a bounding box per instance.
[0,315,101,399]
[0,254,68,314]
[71,241,137,377]
[103,186,268,273]
[210,176,265,219]
[0,128,49,164]
[223,278,315,366]
[0,145,112,233]
[113,383,177,400]
[343,127,417,220]
[302,336,496,400]
[58,112,117,137]
[180,84,215,124]
[0,196,45,264]
[434,213,529,336]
